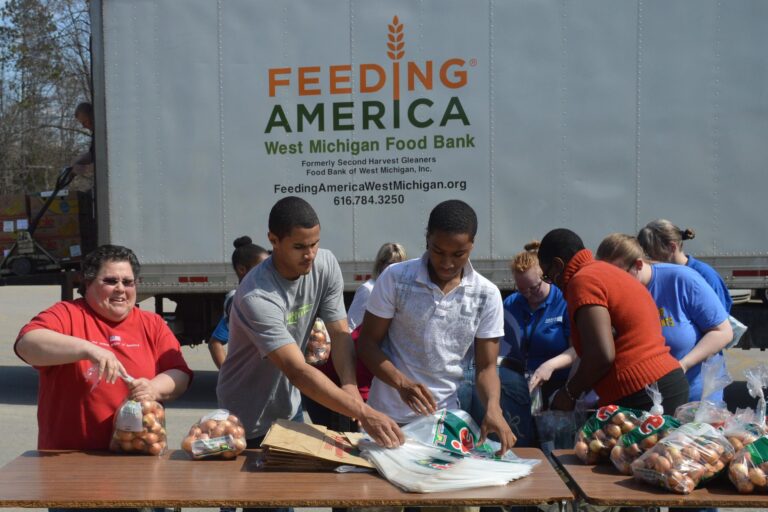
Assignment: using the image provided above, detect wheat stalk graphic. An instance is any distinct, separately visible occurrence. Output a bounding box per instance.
[387,16,404,61]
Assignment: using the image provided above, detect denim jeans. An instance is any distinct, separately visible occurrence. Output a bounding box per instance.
[243,409,304,512]
[457,365,536,447]
[498,366,535,448]
[456,366,485,427]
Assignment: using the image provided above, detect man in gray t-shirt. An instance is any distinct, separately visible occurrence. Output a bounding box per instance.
[216,196,403,447]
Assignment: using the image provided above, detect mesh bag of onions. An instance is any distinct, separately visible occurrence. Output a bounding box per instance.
[181,409,247,459]
[305,318,331,366]
[631,422,735,494]
[109,399,167,455]
[573,405,643,464]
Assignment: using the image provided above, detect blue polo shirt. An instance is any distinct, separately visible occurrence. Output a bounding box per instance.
[687,255,733,313]
[500,285,570,381]
[210,290,236,344]
[647,263,729,402]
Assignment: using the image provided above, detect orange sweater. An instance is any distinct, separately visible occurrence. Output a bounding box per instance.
[563,249,680,404]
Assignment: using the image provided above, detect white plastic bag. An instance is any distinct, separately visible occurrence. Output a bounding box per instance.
[359,439,535,493]
[359,409,539,493]
[400,409,519,460]
[727,315,748,349]
[674,354,733,427]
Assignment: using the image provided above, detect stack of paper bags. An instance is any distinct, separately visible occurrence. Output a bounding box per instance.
[259,419,374,471]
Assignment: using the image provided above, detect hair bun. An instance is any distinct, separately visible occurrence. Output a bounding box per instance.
[524,240,541,252]
[233,236,253,248]
[682,228,696,241]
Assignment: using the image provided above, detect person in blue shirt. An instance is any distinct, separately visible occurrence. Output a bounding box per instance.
[498,242,573,447]
[638,219,732,313]
[597,233,732,402]
[208,236,270,369]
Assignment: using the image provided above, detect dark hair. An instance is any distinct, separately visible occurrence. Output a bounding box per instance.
[232,236,269,270]
[74,102,93,119]
[268,196,320,239]
[426,199,478,240]
[80,245,140,294]
[538,228,585,267]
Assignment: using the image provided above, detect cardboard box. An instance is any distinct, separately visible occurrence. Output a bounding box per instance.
[0,195,29,243]
[0,194,27,218]
[35,235,84,262]
[28,191,95,240]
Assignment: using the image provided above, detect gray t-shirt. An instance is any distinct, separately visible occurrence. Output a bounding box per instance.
[216,248,347,439]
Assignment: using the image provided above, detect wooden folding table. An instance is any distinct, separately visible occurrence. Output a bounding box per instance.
[553,449,768,511]
[0,448,573,509]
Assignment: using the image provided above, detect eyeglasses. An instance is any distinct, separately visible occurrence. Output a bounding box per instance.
[519,280,544,296]
[100,277,136,287]
[541,262,556,284]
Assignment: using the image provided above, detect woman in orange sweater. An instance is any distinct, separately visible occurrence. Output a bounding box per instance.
[538,228,688,414]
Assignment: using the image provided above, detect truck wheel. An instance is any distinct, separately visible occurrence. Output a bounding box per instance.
[9,256,33,276]
[760,288,768,306]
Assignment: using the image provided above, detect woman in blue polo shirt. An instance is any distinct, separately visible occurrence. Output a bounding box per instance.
[597,233,732,402]
[498,242,573,447]
[638,219,732,312]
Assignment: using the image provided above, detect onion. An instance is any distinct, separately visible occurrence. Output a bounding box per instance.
[131,437,146,451]
[574,441,589,462]
[181,436,195,453]
[233,437,247,452]
[116,430,134,442]
[148,442,163,456]
[142,413,157,428]
[140,400,154,415]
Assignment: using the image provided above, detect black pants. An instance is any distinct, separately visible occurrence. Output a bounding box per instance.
[614,368,689,416]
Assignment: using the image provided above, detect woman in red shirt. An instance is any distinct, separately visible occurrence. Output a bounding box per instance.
[537,228,688,414]
[15,244,193,450]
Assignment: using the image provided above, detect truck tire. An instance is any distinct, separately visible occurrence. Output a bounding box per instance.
[760,288,768,306]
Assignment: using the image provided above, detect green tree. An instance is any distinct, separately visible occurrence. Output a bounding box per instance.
[0,0,91,194]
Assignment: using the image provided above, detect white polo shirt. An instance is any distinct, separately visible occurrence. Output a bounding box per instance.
[365,253,504,423]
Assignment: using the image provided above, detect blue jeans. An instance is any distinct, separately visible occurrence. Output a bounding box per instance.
[243,410,303,512]
[457,366,485,427]
[498,366,535,448]
[458,366,536,447]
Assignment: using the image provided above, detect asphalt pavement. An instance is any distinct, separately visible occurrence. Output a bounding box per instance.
[1,285,767,512]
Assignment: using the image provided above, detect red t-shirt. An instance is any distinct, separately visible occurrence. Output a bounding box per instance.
[563,249,680,404]
[15,299,193,450]
[317,325,373,401]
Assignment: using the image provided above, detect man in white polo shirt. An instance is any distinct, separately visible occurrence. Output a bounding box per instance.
[358,199,515,454]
